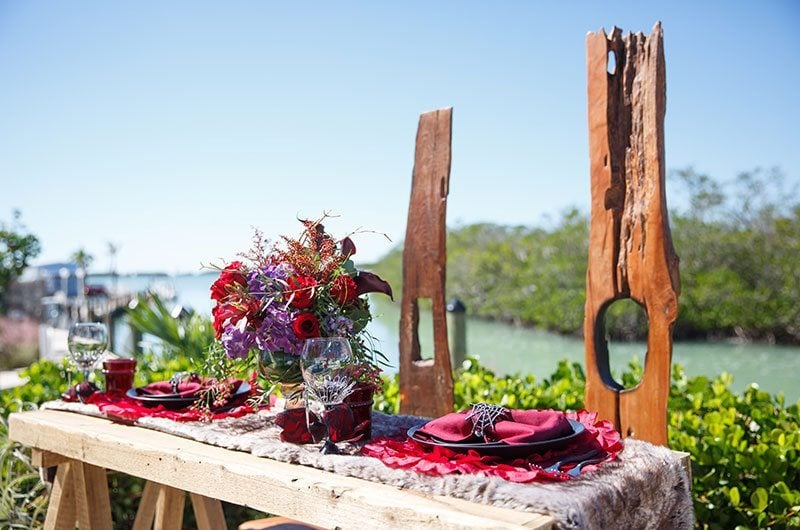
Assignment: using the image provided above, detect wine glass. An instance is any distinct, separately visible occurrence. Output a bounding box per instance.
[67,322,108,401]
[300,337,356,454]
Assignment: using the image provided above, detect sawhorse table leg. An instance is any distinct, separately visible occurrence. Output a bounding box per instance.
[43,459,112,530]
[35,451,227,530]
[133,480,227,530]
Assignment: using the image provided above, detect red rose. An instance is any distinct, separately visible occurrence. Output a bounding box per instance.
[211,299,260,339]
[293,313,320,340]
[330,275,358,305]
[212,304,238,339]
[286,276,317,309]
[210,261,247,301]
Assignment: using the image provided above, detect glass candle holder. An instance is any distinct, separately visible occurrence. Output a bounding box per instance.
[102,358,137,397]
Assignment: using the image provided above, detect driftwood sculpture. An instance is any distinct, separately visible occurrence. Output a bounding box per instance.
[399,108,455,418]
[584,23,681,446]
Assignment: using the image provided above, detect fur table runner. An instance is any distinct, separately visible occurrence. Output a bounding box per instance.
[43,401,693,529]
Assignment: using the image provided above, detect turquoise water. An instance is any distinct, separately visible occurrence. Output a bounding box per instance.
[101,272,800,402]
[365,298,800,403]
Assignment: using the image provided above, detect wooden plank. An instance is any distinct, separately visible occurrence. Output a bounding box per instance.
[10,410,553,530]
[32,449,70,468]
[154,484,185,530]
[190,492,228,530]
[399,107,455,419]
[132,480,160,530]
[43,462,77,530]
[672,450,692,482]
[584,22,680,446]
[72,461,113,530]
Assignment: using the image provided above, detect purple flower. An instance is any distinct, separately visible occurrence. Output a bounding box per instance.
[324,315,354,337]
[254,304,302,355]
[221,318,256,359]
[247,264,292,301]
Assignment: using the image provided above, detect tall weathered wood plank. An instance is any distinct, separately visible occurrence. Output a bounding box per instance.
[399,108,455,418]
[584,22,680,446]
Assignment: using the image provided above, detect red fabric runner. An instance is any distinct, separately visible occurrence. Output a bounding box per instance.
[361,410,622,483]
[82,380,256,423]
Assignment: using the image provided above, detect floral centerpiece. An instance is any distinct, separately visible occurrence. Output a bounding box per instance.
[208,216,393,395]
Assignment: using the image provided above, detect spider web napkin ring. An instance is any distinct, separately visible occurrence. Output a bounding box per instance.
[465,403,511,439]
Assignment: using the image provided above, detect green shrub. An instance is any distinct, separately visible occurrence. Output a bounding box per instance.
[126,295,216,363]
[669,366,800,529]
[0,402,48,529]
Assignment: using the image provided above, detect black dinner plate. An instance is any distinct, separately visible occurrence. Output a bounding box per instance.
[126,382,250,410]
[407,418,586,457]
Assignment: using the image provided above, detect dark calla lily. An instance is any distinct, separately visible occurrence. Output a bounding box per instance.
[341,237,356,259]
[354,271,393,300]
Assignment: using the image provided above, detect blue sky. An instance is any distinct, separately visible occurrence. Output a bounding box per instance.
[1,1,798,273]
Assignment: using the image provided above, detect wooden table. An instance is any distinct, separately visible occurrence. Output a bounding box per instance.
[10,410,555,530]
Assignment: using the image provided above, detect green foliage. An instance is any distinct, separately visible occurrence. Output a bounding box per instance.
[0,402,48,529]
[0,360,72,414]
[69,248,94,272]
[669,365,800,529]
[377,358,800,529]
[126,295,215,363]
[375,357,587,414]
[672,168,800,343]
[0,210,41,314]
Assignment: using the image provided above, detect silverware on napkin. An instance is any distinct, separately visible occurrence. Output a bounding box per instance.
[538,449,600,473]
[567,456,606,477]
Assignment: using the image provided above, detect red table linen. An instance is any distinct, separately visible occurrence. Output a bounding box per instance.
[361,410,622,483]
[84,379,255,423]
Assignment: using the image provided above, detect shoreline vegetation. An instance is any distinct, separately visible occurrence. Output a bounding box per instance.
[368,168,800,346]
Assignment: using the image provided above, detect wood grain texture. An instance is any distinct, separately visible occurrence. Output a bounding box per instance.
[43,462,77,530]
[32,449,69,468]
[584,22,680,446]
[72,461,113,530]
[190,492,228,530]
[399,107,455,418]
[132,481,160,530]
[10,410,553,530]
[154,484,185,530]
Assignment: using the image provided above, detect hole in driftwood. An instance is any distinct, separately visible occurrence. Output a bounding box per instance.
[414,297,435,360]
[602,298,647,389]
[607,50,617,75]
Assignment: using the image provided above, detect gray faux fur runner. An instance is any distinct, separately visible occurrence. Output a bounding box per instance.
[43,400,693,529]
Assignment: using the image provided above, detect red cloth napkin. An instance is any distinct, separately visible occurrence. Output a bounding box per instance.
[137,380,205,398]
[84,379,256,423]
[417,408,573,444]
[362,410,623,483]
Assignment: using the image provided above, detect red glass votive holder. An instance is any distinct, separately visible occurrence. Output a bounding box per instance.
[102,358,137,397]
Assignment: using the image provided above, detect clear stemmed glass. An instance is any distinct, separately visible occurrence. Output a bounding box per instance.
[67,322,108,401]
[300,337,356,455]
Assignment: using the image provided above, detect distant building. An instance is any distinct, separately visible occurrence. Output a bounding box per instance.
[20,262,83,298]
[7,262,86,321]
